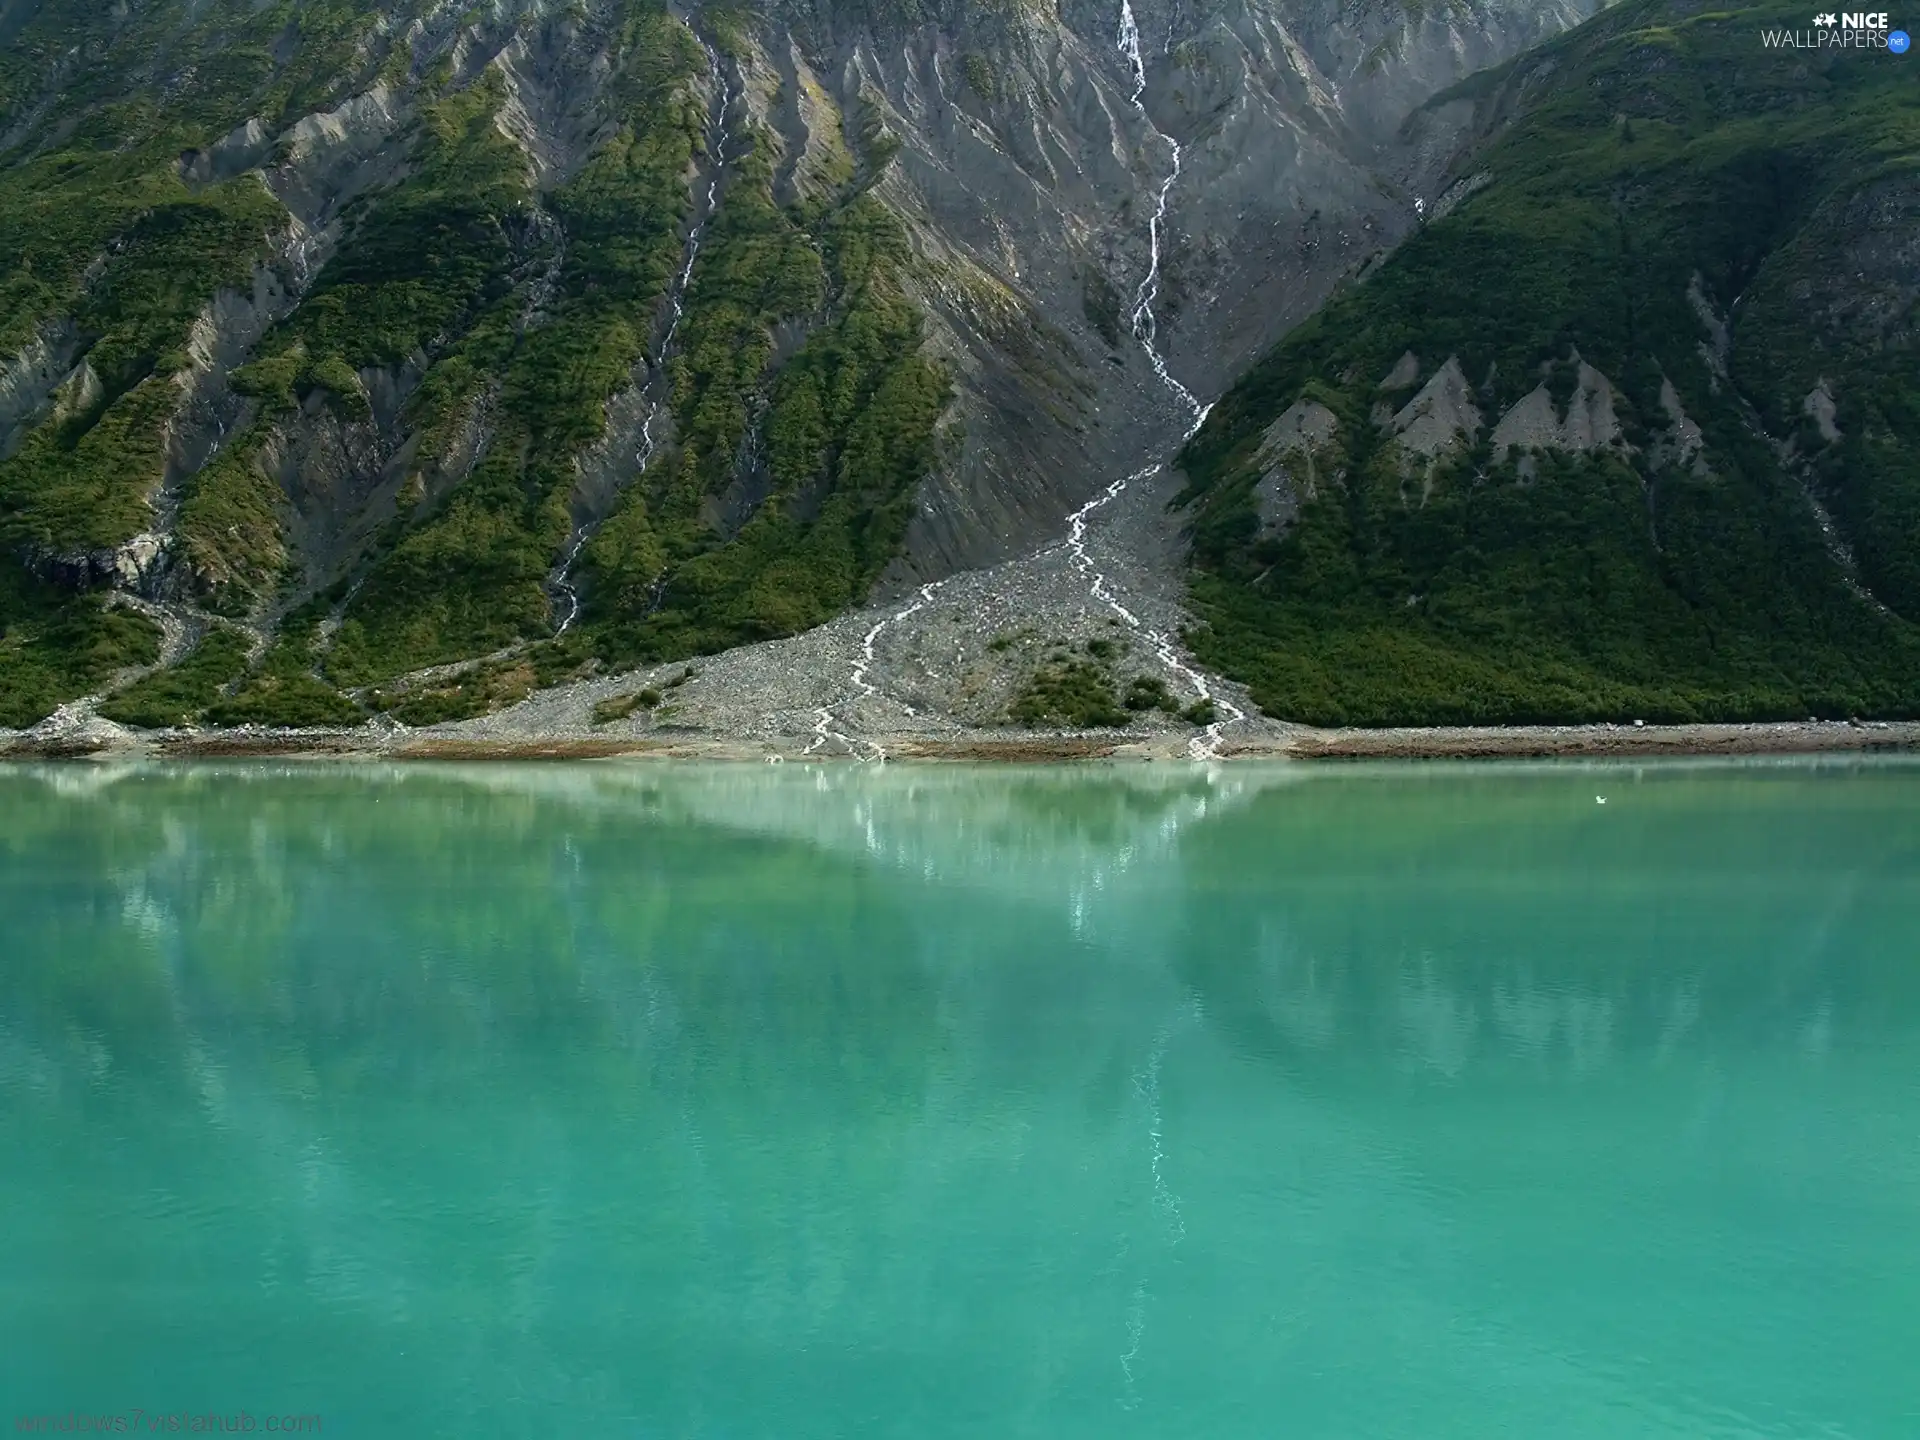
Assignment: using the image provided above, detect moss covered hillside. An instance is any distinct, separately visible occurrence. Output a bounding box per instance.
[1179,0,1920,725]
[0,0,947,727]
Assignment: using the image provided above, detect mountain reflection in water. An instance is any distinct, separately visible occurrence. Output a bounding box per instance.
[3,759,1916,1438]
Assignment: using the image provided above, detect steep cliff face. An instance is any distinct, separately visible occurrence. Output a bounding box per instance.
[1178,0,1920,725]
[759,0,1601,573]
[0,0,1597,727]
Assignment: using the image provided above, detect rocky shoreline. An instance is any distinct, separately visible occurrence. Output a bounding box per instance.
[6,714,1916,764]
[1262,720,1920,761]
[10,453,1916,768]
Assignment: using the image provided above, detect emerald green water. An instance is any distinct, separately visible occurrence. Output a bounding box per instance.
[3,761,1918,1437]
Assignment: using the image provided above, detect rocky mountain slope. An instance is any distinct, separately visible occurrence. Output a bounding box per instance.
[1179,0,1920,724]
[0,0,1597,732]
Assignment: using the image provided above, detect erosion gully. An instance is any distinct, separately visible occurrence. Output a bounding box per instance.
[549,40,736,635]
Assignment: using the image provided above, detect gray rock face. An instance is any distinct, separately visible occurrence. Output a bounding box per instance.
[1803,382,1842,444]
[785,0,1607,576]
[25,531,168,595]
[4,0,1604,656]
[1378,352,1421,392]
[1654,376,1709,477]
[226,0,1602,597]
[1388,357,1482,460]
[1252,398,1340,537]
[1775,173,1920,359]
[1489,361,1628,459]
[0,319,81,461]
[268,88,409,230]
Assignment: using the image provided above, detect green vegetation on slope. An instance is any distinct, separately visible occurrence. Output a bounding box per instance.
[0,0,422,565]
[323,12,709,684]
[175,426,292,618]
[285,77,532,373]
[0,0,390,355]
[0,568,160,728]
[0,0,442,724]
[210,604,364,727]
[97,626,253,728]
[1,0,950,727]
[0,175,287,557]
[1178,0,1920,725]
[582,182,950,664]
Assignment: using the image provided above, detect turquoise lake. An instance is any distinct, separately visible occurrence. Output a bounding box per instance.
[2,759,1918,1437]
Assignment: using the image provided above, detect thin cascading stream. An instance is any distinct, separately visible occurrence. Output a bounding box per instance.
[805,580,951,760]
[1099,20,1214,1385]
[1127,148,1206,422]
[1115,0,1203,430]
[549,44,735,635]
[1065,3,1245,760]
[1117,0,1148,101]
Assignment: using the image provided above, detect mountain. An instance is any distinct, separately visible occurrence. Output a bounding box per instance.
[0,0,1596,730]
[1179,0,1920,725]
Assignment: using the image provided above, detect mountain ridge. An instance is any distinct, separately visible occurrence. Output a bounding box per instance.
[35,0,1913,740]
[1178,0,1920,724]
[0,0,1594,730]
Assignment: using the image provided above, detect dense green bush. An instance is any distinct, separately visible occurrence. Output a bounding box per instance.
[98,627,253,728]
[1009,658,1130,729]
[0,571,160,728]
[208,608,363,727]
[1124,675,1177,713]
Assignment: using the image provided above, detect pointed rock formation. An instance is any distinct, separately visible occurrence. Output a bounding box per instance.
[1387,357,1481,459]
[1253,398,1340,536]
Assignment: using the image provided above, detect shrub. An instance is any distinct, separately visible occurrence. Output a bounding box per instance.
[1124,675,1177,712]
[1009,658,1130,728]
[591,687,662,725]
[98,627,252,728]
